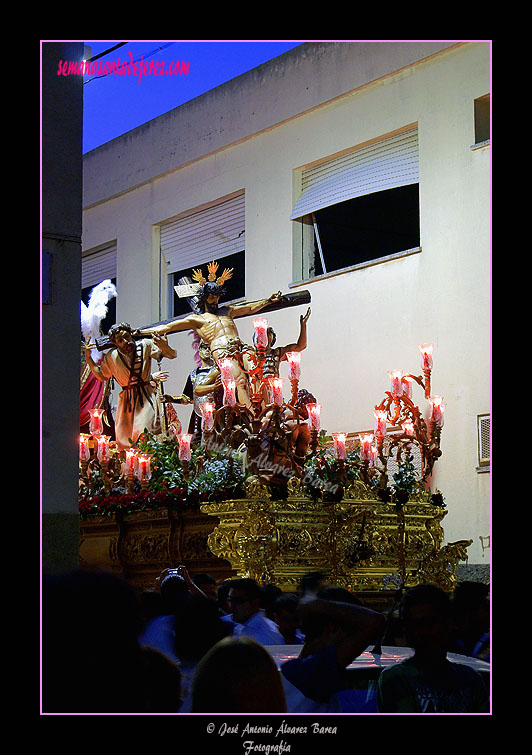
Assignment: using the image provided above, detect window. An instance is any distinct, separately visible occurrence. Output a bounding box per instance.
[292,129,420,281]
[474,94,490,146]
[81,243,117,335]
[477,414,490,471]
[160,193,246,318]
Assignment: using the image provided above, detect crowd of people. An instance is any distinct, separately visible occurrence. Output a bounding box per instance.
[42,567,490,714]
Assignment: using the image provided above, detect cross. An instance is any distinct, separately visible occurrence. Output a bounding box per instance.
[95,289,311,351]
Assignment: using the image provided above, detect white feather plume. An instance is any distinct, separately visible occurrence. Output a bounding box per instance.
[81,279,117,361]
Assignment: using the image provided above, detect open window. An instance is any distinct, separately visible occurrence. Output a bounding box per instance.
[291,129,420,281]
[160,193,246,317]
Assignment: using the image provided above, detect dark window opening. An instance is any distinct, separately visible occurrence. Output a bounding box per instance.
[171,250,246,317]
[474,95,490,144]
[310,184,420,275]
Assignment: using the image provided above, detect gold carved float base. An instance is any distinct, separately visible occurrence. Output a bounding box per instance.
[79,485,471,596]
[79,508,236,591]
[200,482,471,594]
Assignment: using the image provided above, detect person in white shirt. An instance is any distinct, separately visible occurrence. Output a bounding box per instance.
[227,578,285,646]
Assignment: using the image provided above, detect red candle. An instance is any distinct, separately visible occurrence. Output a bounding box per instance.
[219,358,233,384]
[96,434,111,462]
[223,379,237,407]
[125,448,138,476]
[269,377,285,406]
[285,352,301,380]
[419,343,434,371]
[359,433,374,461]
[202,402,215,431]
[179,434,192,462]
[387,370,404,398]
[136,453,152,481]
[79,434,91,462]
[332,433,347,460]
[429,396,446,427]
[306,403,321,431]
[402,376,413,400]
[253,318,269,348]
[89,407,104,436]
[374,408,388,438]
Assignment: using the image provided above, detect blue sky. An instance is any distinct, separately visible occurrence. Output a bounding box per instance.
[82,40,303,153]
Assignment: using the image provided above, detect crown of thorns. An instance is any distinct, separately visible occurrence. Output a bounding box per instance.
[191,260,233,287]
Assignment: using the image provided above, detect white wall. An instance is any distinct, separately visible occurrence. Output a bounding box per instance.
[82,42,491,563]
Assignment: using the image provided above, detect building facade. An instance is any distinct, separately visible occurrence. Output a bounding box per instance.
[82,42,491,568]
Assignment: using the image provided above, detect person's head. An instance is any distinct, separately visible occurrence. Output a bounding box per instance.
[259,583,283,620]
[299,586,362,643]
[197,281,225,313]
[227,578,261,624]
[294,390,318,421]
[217,579,236,614]
[253,326,277,349]
[451,581,490,637]
[192,572,218,601]
[159,573,189,615]
[198,341,214,366]
[108,322,136,355]
[273,593,301,641]
[399,584,451,657]
[299,571,326,597]
[190,636,287,713]
[42,569,147,712]
[173,594,231,664]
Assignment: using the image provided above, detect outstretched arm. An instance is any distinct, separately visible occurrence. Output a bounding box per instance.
[298,594,385,669]
[279,307,311,359]
[137,313,203,338]
[228,291,283,319]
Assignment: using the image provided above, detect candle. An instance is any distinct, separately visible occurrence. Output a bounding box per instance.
[306,403,321,431]
[332,433,347,460]
[370,445,379,467]
[269,377,285,406]
[402,376,414,400]
[201,402,215,431]
[125,448,138,476]
[253,318,269,348]
[79,434,91,462]
[136,453,152,481]
[89,407,104,436]
[401,420,415,437]
[219,358,234,384]
[387,369,404,398]
[285,352,301,381]
[96,434,111,462]
[223,379,237,407]
[359,434,374,461]
[429,396,446,427]
[419,343,434,371]
[178,434,192,462]
[374,408,388,438]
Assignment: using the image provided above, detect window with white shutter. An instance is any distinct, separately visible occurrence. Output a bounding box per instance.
[160,194,246,317]
[292,128,420,280]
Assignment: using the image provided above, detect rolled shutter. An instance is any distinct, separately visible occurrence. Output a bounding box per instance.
[291,129,419,222]
[161,194,245,275]
[82,243,117,289]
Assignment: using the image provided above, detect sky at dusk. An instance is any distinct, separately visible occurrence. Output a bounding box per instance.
[82,40,304,153]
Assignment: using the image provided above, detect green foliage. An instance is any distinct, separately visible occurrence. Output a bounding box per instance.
[392,453,417,497]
